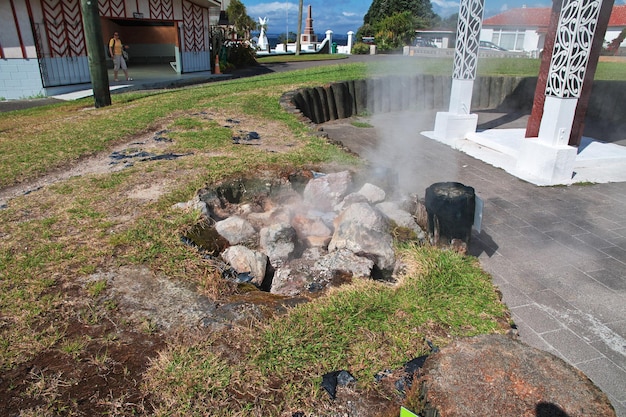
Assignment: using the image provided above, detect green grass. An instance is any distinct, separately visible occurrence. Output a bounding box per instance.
[256,53,349,64]
[1,58,623,190]
[143,245,508,416]
[351,120,374,128]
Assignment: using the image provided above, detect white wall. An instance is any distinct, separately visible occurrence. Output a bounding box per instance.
[605,28,626,47]
[0,59,45,100]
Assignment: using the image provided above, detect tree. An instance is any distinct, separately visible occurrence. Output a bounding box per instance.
[363,0,435,27]
[227,0,256,40]
[278,32,297,44]
[432,13,459,30]
[374,12,419,51]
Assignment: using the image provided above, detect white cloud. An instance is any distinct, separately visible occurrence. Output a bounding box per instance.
[431,0,459,8]
[342,11,357,17]
[247,1,298,17]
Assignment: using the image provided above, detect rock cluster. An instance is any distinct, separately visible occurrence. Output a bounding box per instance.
[177,170,427,296]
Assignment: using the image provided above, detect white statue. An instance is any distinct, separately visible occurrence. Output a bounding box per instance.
[258,17,269,51]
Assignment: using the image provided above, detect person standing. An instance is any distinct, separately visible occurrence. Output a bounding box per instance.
[108,32,132,82]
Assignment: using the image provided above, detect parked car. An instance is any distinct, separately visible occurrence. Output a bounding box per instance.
[415,37,437,48]
[479,41,507,51]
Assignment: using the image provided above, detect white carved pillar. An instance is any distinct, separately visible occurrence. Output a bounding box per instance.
[326,30,333,53]
[432,0,484,144]
[347,31,354,55]
[518,0,606,183]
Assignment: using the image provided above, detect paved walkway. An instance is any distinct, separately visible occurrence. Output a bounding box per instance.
[322,111,626,416]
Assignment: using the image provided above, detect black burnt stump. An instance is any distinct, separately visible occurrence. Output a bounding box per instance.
[424,182,475,245]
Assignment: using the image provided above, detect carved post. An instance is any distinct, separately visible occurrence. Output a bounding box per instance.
[517,0,612,183]
[449,0,484,114]
[539,0,608,146]
[525,0,562,138]
[569,0,615,146]
[431,0,484,144]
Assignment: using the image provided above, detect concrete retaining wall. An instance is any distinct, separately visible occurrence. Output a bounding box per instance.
[281,75,626,126]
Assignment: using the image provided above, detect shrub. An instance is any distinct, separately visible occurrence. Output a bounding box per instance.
[223,41,257,70]
[352,42,371,55]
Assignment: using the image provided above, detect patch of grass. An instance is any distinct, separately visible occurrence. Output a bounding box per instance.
[145,342,235,415]
[60,337,88,359]
[0,63,367,189]
[256,53,349,64]
[144,245,508,415]
[477,57,540,77]
[170,125,233,152]
[86,279,107,297]
[351,120,374,128]
[171,116,205,130]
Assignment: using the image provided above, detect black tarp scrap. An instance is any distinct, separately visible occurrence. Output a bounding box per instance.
[321,370,356,400]
[232,130,261,145]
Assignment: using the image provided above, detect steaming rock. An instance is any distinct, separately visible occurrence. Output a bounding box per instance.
[357,183,386,204]
[260,222,298,266]
[328,202,396,272]
[270,267,312,296]
[313,249,375,279]
[215,215,256,245]
[303,170,352,211]
[171,195,208,216]
[291,213,333,248]
[221,245,268,287]
[333,192,370,212]
[376,201,426,239]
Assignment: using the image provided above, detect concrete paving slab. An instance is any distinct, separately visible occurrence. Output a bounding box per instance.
[541,328,603,365]
[577,357,626,402]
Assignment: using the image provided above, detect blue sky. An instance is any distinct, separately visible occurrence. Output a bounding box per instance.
[245,0,626,35]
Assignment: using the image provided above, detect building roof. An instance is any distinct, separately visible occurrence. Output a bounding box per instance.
[483,5,626,29]
[483,7,551,29]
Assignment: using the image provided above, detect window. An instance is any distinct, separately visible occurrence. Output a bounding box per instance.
[491,28,525,51]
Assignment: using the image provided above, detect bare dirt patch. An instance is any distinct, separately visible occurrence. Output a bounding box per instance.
[0,126,173,208]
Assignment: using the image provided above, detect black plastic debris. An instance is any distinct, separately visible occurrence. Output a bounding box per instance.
[426,339,440,353]
[140,152,192,162]
[236,272,254,283]
[232,132,260,145]
[394,355,428,394]
[153,129,172,142]
[179,236,242,283]
[110,150,192,163]
[404,355,428,376]
[321,370,356,399]
[374,369,393,383]
[110,150,154,161]
[375,340,439,395]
